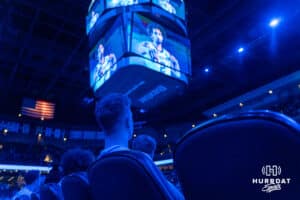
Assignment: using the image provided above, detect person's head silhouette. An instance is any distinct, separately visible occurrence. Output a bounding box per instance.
[132,134,157,159]
[95,93,133,149]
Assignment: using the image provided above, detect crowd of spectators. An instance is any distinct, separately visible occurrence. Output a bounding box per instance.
[0,93,184,200]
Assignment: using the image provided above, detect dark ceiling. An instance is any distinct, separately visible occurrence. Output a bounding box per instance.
[0,0,300,128]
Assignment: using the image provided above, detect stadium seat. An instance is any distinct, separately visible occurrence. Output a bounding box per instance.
[61,172,90,200]
[174,110,300,200]
[40,183,63,200]
[88,150,177,200]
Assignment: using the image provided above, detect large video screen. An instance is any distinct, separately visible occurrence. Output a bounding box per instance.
[152,0,185,20]
[89,18,125,91]
[86,0,104,34]
[131,14,190,80]
[106,0,149,9]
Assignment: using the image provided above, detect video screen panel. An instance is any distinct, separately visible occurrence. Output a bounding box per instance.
[106,0,149,9]
[131,14,190,80]
[86,0,104,34]
[89,18,125,91]
[152,0,185,20]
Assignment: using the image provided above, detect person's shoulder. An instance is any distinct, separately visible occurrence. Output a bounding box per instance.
[167,181,185,200]
[171,6,176,14]
[98,145,129,159]
[41,183,63,200]
[13,189,32,200]
[71,171,89,183]
[14,195,31,200]
[140,41,154,47]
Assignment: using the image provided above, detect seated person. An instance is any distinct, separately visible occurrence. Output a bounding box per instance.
[132,134,156,159]
[95,93,134,158]
[40,164,64,200]
[95,93,184,199]
[59,148,95,200]
[60,148,95,179]
[44,164,62,184]
[132,134,185,199]
[13,171,43,200]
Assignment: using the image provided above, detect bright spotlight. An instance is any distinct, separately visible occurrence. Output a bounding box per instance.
[139,108,146,113]
[204,68,209,73]
[269,18,280,28]
[238,47,244,53]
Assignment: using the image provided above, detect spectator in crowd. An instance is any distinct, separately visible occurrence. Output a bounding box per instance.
[59,148,95,200]
[12,170,43,200]
[44,164,62,184]
[94,93,184,199]
[132,134,157,159]
[95,93,134,157]
[60,148,95,177]
[132,134,185,199]
[59,148,95,183]
[40,164,64,200]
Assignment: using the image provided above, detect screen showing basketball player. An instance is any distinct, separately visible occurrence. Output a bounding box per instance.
[152,0,185,20]
[89,19,125,91]
[131,14,190,80]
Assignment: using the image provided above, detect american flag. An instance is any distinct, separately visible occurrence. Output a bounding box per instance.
[21,98,55,120]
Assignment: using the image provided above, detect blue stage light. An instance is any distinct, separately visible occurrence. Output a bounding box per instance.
[204,68,209,73]
[269,18,280,28]
[238,47,244,53]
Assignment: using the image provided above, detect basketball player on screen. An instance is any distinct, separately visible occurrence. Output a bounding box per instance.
[138,23,180,78]
[94,44,117,82]
[159,0,176,14]
[113,0,139,7]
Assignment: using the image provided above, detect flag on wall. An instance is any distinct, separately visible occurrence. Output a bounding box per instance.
[21,98,55,120]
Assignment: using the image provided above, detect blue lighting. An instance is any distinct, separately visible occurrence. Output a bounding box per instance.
[154,158,173,166]
[0,164,52,172]
[269,18,280,28]
[238,47,244,53]
[139,108,146,113]
[204,68,209,73]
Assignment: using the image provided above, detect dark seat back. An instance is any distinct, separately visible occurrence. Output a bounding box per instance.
[61,172,90,200]
[40,183,63,200]
[88,150,176,200]
[174,111,300,200]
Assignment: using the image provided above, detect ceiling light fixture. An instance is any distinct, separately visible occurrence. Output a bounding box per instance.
[269,18,281,28]
[238,47,244,53]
